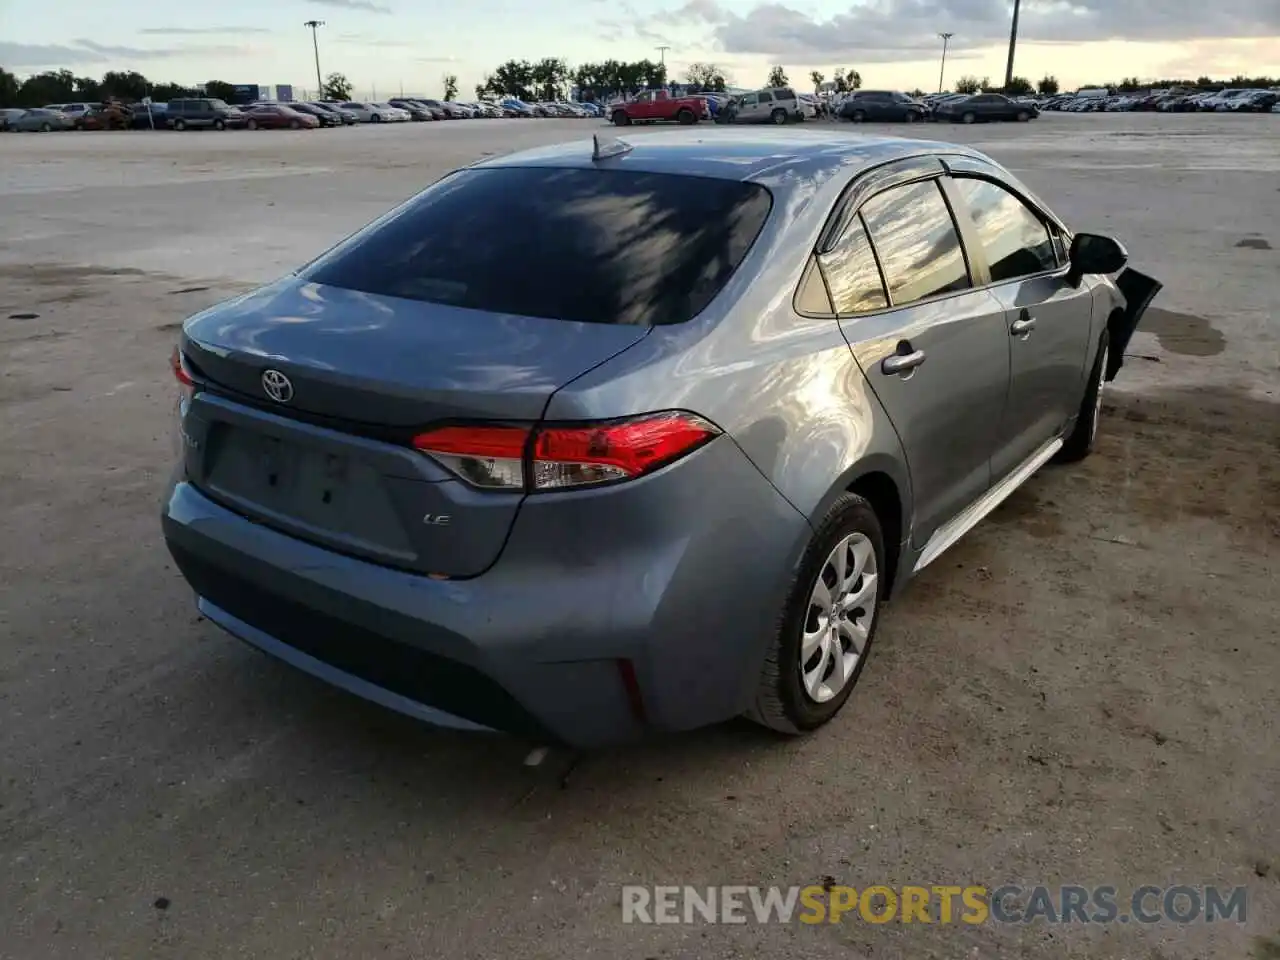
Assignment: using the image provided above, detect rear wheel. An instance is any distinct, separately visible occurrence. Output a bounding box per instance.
[611,110,630,126]
[771,108,788,125]
[172,118,187,131]
[676,108,695,125]
[962,111,977,124]
[748,493,885,735]
[246,118,258,130]
[851,109,867,123]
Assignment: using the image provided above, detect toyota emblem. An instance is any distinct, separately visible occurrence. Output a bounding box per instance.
[261,369,294,404]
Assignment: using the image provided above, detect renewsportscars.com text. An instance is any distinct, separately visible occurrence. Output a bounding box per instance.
[621,884,1248,926]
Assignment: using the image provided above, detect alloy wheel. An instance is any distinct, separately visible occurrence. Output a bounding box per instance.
[800,533,878,703]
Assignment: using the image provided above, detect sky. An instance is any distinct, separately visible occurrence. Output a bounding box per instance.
[2,0,1278,100]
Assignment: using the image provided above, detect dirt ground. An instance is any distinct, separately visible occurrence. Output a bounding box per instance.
[1,114,1277,960]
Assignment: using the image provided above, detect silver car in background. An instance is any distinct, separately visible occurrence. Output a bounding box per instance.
[7,108,76,132]
[162,131,1160,747]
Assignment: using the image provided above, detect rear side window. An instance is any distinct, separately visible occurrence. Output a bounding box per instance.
[301,167,773,326]
[819,216,887,315]
[759,91,774,102]
[952,178,1057,281]
[859,180,970,306]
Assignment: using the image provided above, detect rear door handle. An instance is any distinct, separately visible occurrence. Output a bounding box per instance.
[882,348,926,375]
[1010,316,1037,337]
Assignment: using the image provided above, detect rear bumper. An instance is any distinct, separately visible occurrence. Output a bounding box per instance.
[162,437,811,748]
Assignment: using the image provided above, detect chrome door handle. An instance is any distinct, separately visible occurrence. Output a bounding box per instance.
[1010,317,1036,337]
[882,349,926,375]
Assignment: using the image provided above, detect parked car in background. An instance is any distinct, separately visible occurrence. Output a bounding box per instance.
[610,89,710,126]
[43,102,98,128]
[167,98,245,131]
[337,101,379,122]
[499,97,536,118]
[130,102,169,128]
[839,90,929,123]
[308,102,358,125]
[7,108,76,132]
[933,93,1037,123]
[1,107,28,130]
[719,87,803,125]
[409,99,450,119]
[242,104,320,130]
[389,99,435,121]
[265,101,343,126]
[369,102,412,122]
[162,130,1160,748]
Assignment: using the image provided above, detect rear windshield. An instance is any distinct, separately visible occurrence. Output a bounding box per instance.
[301,166,773,326]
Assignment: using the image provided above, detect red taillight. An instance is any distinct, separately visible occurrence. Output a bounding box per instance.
[411,412,719,492]
[170,346,194,387]
[171,346,195,402]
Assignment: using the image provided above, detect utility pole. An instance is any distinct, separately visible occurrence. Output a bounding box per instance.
[304,20,325,98]
[1003,0,1021,90]
[656,45,670,66]
[937,32,954,93]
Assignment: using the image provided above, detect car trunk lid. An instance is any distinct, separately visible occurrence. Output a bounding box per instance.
[179,279,649,577]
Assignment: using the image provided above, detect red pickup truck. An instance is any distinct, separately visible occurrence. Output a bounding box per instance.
[610,90,709,126]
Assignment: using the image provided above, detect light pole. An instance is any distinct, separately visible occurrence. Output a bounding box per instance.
[937,32,953,93]
[304,20,325,98]
[1003,0,1021,90]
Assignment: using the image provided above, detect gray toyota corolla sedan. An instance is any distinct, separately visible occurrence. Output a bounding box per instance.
[162,130,1160,747]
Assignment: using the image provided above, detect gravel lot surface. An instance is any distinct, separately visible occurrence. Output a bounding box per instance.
[1,113,1277,960]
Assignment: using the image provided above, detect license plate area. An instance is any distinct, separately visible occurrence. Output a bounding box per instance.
[203,422,414,558]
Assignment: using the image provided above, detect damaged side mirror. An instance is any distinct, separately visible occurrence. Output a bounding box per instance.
[1067,232,1128,286]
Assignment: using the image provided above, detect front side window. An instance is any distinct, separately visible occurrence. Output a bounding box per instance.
[952,178,1057,282]
[819,216,887,315]
[302,167,773,327]
[859,180,970,306]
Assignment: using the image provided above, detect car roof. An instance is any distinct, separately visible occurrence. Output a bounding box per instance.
[472,129,987,192]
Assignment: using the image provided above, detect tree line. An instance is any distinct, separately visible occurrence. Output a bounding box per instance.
[0,67,196,108]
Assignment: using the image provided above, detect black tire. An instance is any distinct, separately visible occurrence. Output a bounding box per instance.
[213,119,225,131]
[851,109,867,123]
[1016,110,1031,122]
[904,110,918,123]
[676,108,695,125]
[962,111,977,124]
[1056,335,1109,463]
[40,123,52,132]
[289,119,300,129]
[771,108,788,125]
[173,119,187,131]
[748,493,886,735]
[611,110,630,126]
[371,114,381,123]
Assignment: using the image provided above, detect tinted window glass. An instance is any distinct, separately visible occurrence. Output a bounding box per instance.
[860,180,970,305]
[819,215,887,315]
[758,91,774,102]
[302,167,773,327]
[954,178,1056,281]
